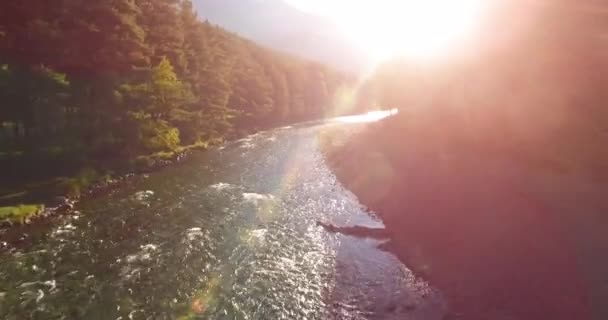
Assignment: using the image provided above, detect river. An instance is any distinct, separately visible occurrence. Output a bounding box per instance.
[0,117,447,319]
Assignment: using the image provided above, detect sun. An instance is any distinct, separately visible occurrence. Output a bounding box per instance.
[286,0,489,62]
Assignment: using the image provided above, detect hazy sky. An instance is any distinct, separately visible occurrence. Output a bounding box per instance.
[287,0,490,59]
[283,0,343,15]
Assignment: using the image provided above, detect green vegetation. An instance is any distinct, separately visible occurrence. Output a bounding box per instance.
[133,141,208,171]
[0,0,352,206]
[54,168,106,198]
[0,204,45,225]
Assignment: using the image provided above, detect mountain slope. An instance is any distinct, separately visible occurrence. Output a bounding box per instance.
[193,0,368,72]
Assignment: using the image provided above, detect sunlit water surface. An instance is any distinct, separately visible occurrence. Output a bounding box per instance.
[0,119,445,319]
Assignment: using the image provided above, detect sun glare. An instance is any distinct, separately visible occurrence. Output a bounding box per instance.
[286,0,489,62]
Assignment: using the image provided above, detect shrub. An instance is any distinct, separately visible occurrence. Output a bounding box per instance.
[0,204,45,224]
[139,119,181,152]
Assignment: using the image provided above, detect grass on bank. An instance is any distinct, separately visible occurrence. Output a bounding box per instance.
[0,141,216,212]
[0,204,45,225]
[133,140,212,171]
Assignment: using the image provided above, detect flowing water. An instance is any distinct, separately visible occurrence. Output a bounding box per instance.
[0,119,446,319]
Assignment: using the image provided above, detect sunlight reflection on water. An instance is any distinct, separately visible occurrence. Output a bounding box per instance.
[0,116,446,320]
[334,109,398,124]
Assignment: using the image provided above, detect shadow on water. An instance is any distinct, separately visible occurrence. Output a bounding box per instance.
[0,121,445,319]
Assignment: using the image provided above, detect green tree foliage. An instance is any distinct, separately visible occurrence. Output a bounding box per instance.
[122,57,192,152]
[133,113,181,152]
[136,0,187,74]
[0,0,352,179]
[125,57,194,120]
[0,64,69,144]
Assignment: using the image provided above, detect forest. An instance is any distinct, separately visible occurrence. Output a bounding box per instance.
[0,0,353,186]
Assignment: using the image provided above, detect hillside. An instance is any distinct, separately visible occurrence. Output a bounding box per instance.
[0,0,353,207]
[193,0,369,72]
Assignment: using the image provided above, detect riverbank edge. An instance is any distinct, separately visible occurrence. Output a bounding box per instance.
[317,121,597,320]
[317,124,460,311]
[0,141,214,230]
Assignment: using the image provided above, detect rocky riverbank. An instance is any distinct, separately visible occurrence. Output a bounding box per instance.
[319,119,597,320]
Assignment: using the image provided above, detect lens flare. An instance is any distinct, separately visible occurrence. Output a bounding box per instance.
[286,0,489,62]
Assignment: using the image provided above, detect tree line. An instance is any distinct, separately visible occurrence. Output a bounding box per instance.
[0,0,352,180]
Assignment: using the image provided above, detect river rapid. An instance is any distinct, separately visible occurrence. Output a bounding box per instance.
[0,118,446,319]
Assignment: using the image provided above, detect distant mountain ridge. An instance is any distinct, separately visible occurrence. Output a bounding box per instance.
[193,0,369,72]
